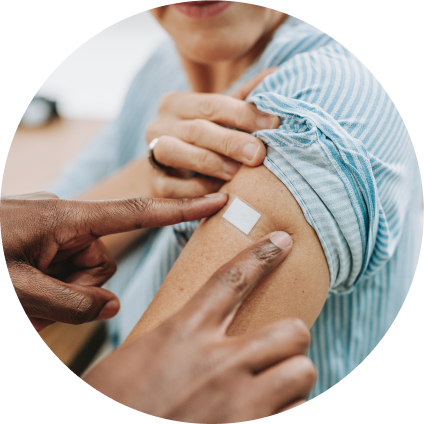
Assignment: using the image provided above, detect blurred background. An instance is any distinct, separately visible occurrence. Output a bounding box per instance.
[34,11,165,122]
[2,11,166,376]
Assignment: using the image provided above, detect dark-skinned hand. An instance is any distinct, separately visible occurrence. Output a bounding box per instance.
[0,191,227,331]
[84,231,316,422]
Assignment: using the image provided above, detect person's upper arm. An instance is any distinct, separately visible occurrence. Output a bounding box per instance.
[125,67,368,341]
[125,43,419,343]
[126,164,330,341]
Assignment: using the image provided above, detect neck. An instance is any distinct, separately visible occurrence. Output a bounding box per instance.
[181,15,287,93]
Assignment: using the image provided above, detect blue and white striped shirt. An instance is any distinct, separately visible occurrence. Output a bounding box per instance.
[52,16,422,398]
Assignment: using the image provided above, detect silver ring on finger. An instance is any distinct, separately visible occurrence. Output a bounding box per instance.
[148,137,170,172]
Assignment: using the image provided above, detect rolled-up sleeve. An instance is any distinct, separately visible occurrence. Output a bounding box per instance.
[248,92,381,294]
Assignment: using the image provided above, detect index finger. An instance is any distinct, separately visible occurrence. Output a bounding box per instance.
[179,231,293,331]
[61,193,228,238]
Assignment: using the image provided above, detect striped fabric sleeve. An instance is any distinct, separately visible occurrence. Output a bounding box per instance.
[247,92,379,294]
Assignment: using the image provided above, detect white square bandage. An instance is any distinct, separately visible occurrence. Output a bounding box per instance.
[222,198,261,235]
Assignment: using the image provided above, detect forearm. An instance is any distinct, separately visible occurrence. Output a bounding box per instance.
[78,156,154,258]
[124,165,330,344]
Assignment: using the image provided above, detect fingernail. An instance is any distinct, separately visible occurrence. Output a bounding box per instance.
[243,143,261,161]
[270,231,292,250]
[257,114,280,130]
[96,299,120,321]
[205,192,227,199]
[223,161,240,176]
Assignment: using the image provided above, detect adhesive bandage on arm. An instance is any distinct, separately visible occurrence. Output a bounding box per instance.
[220,195,263,240]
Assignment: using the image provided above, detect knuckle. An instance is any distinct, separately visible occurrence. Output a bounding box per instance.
[221,266,249,295]
[183,119,204,142]
[158,316,191,343]
[62,288,94,324]
[158,92,178,114]
[94,250,118,279]
[272,356,316,393]
[287,318,311,350]
[295,356,317,387]
[39,198,67,230]
[219,133,234,157]
[123,196,152,213]
[195,149,214,170]
[119,197,154,229]
[104,257,118,277]
[176,197,192,215]
[199,94,219,119]
[233,104,249,129]
[250,243,281,266]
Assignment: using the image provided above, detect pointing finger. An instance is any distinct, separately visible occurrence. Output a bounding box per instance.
[61,193,228,238]
[179,231,292,331]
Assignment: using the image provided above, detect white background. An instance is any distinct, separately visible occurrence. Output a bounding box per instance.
[1,1,423,423]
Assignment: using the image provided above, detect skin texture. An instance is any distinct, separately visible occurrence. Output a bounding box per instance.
[0,191,227,331]
[84,233,317,422]
[125,165,330,343]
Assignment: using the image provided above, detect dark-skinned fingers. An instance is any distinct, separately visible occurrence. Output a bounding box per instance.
[45,239,117,285]
[11,263,120,325]
[177,119,267,166]
[65,239,117,286]
[152,173,224,199]
[64,240,117,286]
[235,318,311,373]
[158,92,278,134]
[230,67,278,100]
[61,193,228,238]
[255,355,316,415]
[153,135,241,180]
[178,232,292,331]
